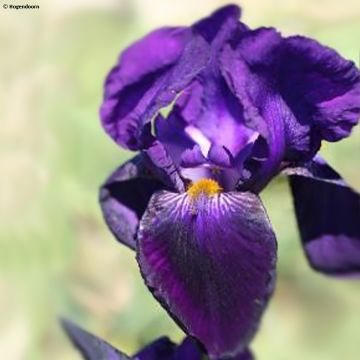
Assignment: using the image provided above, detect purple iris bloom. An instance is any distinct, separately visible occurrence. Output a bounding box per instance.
[99,4,360,359]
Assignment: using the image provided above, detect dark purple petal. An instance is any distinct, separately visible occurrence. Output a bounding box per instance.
[172,337,203,360]
[220,27,360,190]
[61,319,128,360]
[136,337,202,360]
[137,191,277,358]
[193,5,241,45]
[105,28,188,97]
[100,5,250,154]
[134,337,176,360]
[100,27,190,150]
[99,155,165,249]
[134,336,202,360]
[176,76,255,158]
[282,36,360,142]
[100,28,209,150]
[220,31,292,191]
[285,157,360,276]
[224,27,360,151]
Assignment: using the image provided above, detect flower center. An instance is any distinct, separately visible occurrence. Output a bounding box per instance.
[187,178,222,200]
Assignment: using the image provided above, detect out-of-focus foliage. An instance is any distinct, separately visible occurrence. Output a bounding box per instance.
[0,1,359,359]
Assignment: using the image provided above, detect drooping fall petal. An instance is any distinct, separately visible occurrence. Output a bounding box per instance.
[137,191,276,358]
[99,155,165,249]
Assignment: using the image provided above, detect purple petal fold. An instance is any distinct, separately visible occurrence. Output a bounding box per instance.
[134,337,176,360]
[155,113,195,165]
[137,191,277,358]
[175,75,255,159]
[220,27,360,191]
[99,156,165,249]
[283,36,360,142]
[135,337,202,360]
[100,5,249,154]
[142,139,186,192]
[193,4,241,45]
[171,337,203,360]
[100,27,190,150]
[100,27,209,150]
[208,144,234,168]
[220,32,287,191]
[101,5,244,151]
[285,157,360,276]
[61,319,128,360]
[222,27,360,151]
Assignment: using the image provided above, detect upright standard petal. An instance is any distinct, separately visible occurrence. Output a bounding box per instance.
[286,157,360,276]
[220,27,360,191]
[137,191,277,358]
[100,27,209,150]
[100,5,247,152]
[174,75,255,159]
[282,36,360,142]
[220,32,287,191]
[193,4,241,45]
[99,155,165,250]
[62,319,128,360]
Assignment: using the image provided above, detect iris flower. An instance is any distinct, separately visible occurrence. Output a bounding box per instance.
[98,4,360,359]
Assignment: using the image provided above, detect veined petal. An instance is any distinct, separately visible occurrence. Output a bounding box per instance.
[99,155,165,250]
[137,191,277,358]
[285,157,360,276]
[61,319,128,360]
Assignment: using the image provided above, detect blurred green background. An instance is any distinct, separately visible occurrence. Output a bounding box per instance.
[1,0,360,359]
